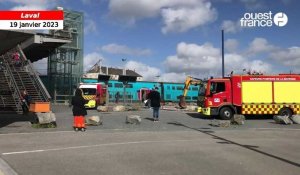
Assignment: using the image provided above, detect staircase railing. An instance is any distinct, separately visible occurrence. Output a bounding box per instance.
[0,55,24,113]
[17,45,51,101]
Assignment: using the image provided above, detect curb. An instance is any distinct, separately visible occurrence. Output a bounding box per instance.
[0,158,18,175]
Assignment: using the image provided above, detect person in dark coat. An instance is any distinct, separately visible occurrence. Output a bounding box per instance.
[71,88,88,117]
[115,92,120,104]
[21,90,31,113]
[147,87,161,122]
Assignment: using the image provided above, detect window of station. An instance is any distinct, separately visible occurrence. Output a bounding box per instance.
[108,83,112,87]
[167,86,170,90]
[192,96,198,100]
[125,84,133,88]
[172,86,175,90]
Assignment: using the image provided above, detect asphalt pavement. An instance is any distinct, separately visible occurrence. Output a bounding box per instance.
[0,105,299,175]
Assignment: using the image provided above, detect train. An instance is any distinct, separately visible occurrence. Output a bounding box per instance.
[81,78,200,104]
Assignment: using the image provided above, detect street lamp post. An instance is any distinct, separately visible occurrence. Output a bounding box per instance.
[122,58,127,75]
[122,58,127,104]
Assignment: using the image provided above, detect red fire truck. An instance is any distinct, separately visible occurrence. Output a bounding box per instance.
[201,74,300,119]
[79,83,106,108]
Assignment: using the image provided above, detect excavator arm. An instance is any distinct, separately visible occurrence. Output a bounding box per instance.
[179,76,203,108]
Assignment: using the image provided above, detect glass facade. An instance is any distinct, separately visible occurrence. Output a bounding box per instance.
[47,9,84,103]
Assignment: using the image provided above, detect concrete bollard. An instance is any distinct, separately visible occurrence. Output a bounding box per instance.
[126,115,141,124]
[97,106,108,112]
[290,115,300,124]
[210,120,230,127]
[219,120,231,127]
[113,105,125,112]
[231,114,245,125]
[185,105,198,111]
[273,115,293,125]
[85,116,103,126]
[36,111,56,124]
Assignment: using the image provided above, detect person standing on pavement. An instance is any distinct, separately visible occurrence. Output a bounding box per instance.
[147,87,161,122]
[71,88,89,131]
[115,91,120,104]
[21,90,31,113]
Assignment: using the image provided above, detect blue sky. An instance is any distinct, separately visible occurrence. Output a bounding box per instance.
[1,0,300,82]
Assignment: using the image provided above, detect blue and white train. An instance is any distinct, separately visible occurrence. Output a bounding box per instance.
[81,78,200,103]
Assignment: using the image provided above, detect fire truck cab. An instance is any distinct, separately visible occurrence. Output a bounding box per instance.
[79,83,106,108]
[202,74,300,119]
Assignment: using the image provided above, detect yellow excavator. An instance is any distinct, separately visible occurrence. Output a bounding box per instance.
[179,76,203,109]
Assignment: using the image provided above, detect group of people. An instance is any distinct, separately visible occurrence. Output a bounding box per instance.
[70,86,162,131]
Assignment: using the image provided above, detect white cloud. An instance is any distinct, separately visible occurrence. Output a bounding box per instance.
[7,0,57,10]
[164,42,221,78]
[158,72,187,83]
[32,57,48,75]
[108,0,161,25]
[108,0,217,33]
[247,60,272,73]
[221,20,241,33]
[270,47,300,67]
[124,61,161,81]
[83,52,104,72]
[225,39,239,53]
[225,53,272,74]
[164,42,273,79]
[84,19,97,34]
[240,0,265,10]
[247,37,276,55]
[101,43,152,56]
[161,4,217,34]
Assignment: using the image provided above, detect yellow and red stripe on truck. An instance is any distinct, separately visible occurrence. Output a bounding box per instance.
[242,104,300,115]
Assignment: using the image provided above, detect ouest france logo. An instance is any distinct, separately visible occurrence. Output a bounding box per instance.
[240,11,288,27]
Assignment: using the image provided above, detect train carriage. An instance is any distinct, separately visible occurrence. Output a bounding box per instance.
[81,78,199,103]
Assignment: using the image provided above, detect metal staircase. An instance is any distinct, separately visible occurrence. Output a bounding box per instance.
[0,45,51,114]
[0,56,23,114]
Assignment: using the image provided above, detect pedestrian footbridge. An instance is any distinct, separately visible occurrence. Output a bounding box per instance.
[0,30,71,114]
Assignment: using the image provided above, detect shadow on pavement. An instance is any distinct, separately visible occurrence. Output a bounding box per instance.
[144,117,155,121]
[0,113,37,128]
[168,121,300,168]
[185,113,218,120]
[245,114,273,120]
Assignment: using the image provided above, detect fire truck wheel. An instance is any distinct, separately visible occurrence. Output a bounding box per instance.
[220,107,233,120]
[278,108,293,117]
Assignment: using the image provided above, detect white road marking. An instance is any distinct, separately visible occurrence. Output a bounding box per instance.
[251,128,300,131]
[2,139,200,156]
[0,129,126,136]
